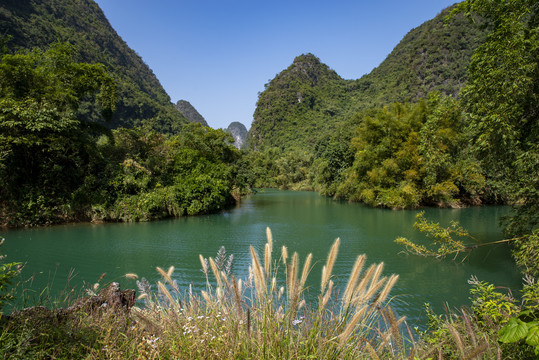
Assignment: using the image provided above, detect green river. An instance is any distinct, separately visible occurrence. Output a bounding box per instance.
[2,190,521,328]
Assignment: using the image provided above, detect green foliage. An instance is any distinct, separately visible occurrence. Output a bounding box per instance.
[0,42,117,226]
[468,276,518,326]
[0,43,250,226]
[498,276,539,355]
[98,123,248,222]
[0,239,20,314]
[452,0,539,278]
[395,211,471,259]
[330,96,484,209]
[454,0,538,227]
[417,276,539,359]
[249,54,353,152]
[513,230,539,277]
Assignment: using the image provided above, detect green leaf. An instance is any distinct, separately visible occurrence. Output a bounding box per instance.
[525,322,539,347]
[498,318,528,343]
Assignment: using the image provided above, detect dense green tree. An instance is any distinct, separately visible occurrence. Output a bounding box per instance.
[99,123,248,222]
[419,94,485,205]
[452,0,538,274]
[0,42,116,225]
[331,95,485,209]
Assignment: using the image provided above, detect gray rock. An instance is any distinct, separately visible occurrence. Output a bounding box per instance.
[227,122,248,149]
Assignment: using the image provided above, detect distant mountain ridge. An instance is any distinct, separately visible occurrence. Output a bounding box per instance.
[248,6,487,151]
[175,100,209,127]
[0,0,189,133]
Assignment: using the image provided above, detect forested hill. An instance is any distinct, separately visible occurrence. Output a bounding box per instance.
[0,0,188,133]
[248,6,487,151]
[249,53,351,151]
[350,7,487,107]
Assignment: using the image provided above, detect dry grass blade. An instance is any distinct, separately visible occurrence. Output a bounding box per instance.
[266,226,273,252]
[299,253,312,292]
[365,341,381,360]
[384,307,404,353]
[199,254,208,273]
[287,252,299,302]
[363,276,387,303]
[339,306,368,346]
[209,257,222,289]
[156,266,173,284]
[466,342,489,360]
[157,281,175,306]
[132,307,161,333]
[264,242,271,278]
[321,238,340,294]
[375,274,399,306]
[124,273,138,280]
[320,280,334,312]
[369,262,384,289]
[250,245,266,299]
[321,265,327,291]
[167,266,174,278]
[343,254,366,308]
[201,290,211,303]
[461,309,477,347]
[352,264,376,306]
[447,322,466,359]
[231,275,243,315]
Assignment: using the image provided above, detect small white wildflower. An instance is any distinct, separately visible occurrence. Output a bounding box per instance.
[292,319,303,326]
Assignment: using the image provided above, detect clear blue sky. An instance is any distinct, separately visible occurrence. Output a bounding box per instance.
[94,0,457,130]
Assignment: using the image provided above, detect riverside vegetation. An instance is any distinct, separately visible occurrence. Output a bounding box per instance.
[0,0,538,358]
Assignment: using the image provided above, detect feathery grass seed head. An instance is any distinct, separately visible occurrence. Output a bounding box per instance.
[124,273,138,280]
[321,238,340,294]
[266,227,273,252]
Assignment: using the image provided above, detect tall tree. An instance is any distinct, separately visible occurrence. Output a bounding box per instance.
[454,0,538,273]
[0,42,117,225]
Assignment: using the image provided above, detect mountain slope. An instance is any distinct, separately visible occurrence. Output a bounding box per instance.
[349,8,487,107]
[248,6,487,151]
[249,53,351,151]
[175,100,209,127]
[0,0,188,133]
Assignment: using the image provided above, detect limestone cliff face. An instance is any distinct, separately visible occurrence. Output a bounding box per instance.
[227,122,248,149]
[174,100,209,127]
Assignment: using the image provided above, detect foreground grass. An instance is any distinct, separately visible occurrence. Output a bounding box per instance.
[0,229,415,359]
[1,228,537,359]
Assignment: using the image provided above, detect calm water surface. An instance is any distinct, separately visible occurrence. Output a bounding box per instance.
[2,190,521,328]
